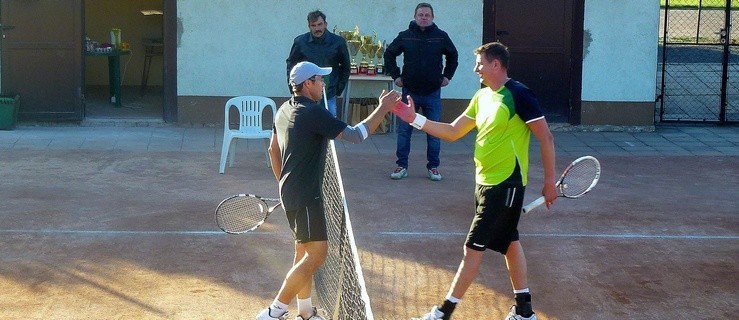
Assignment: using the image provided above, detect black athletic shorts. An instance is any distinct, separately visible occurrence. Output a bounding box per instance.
[284,196,328,243]
[465,180,526,254]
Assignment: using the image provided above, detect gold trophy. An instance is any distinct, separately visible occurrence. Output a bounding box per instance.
[338,28,354,41]
[366,42,379,76]
[359,35,374,74]
[347,40,361,74]
[365,32,380,75]
[375,40,386,75]
[339,26,361,75]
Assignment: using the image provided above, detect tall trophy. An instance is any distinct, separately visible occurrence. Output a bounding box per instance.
[339,26,361,75]
[347,40,361,74]
[375,40,386,75]
[359,34,374,74]
[366,42,380,76]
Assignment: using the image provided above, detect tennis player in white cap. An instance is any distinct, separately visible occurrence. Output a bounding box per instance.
[257,61,400,320]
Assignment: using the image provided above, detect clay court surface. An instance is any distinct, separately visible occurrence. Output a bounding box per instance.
[0,127,737,319]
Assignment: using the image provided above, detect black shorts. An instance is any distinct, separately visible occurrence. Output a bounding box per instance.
[284,197,327,243]
[465,181,526,254]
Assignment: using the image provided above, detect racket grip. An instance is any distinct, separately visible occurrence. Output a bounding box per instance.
[322,87,329,110]
[522,196,546,214]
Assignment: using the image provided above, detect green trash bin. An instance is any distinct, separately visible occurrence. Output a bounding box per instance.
[0,95,20,130]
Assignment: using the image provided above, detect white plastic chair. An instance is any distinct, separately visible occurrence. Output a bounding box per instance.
[219,96,277,174]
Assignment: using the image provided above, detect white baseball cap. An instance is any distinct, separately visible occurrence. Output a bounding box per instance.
[289,61,332,85]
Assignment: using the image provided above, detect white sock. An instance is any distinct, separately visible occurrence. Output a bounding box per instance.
[445,294,461,304]
[297,297,313,317]
[269,299,289,317]
[514,288,530,294]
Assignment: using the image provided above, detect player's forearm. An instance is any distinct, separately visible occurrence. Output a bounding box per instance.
[339,90,398,143]
[419,120,461,141]
[338,124,368,144]
[411,113,473,142]
[363,106,391,134]
[365,89,398,134]
[339,107,390,143]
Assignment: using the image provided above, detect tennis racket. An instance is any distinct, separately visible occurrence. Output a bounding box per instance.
[522,155,601,214]
[215,194,281,234]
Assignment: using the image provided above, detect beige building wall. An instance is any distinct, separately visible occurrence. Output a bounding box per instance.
[175,1,483,124]
[174,1,663,127]
[581,1,660,126]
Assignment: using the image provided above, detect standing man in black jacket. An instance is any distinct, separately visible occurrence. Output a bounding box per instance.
[287,10,351,118]
[384,2,458,181]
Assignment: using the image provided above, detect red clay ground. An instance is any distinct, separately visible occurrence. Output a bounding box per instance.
[0,149,737,319]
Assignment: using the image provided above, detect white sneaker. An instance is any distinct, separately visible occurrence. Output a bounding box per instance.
[390,167,408,180]
[296,306,325,320]
[256,307,289,320]
[427,168,442,181]
[504,305,537,320]
[411,305,444,320]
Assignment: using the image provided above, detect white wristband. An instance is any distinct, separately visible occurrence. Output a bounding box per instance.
[411,113,427,130]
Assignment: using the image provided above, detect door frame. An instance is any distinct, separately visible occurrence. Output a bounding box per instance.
[163,0,176,122]
[81,0,176,123]
[482,0,584,124]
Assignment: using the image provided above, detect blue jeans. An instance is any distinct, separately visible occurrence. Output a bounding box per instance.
[326,96,337,117]
[395,88,441,169]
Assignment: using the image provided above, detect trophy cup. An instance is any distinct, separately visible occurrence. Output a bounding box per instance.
[339,26,361,75]
[366,42,379,76]
[347,40,361,74]
[364,32,379,75]
[338,27,354,41]
[375,40,386,75]
[359,35,373,74]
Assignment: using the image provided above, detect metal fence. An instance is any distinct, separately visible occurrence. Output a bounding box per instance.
[658,0,738,123]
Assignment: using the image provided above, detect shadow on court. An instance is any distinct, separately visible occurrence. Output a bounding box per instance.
[0,147,737,319]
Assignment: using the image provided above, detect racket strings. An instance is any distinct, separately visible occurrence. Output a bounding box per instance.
[560,160,599,197]
[216,196,268,233]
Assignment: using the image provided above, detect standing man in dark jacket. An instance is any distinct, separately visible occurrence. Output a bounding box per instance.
[384,2,458,181]
[287,10,351,118]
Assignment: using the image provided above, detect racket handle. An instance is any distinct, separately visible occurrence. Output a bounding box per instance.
[322,87,329,110]
[522,196,546,214]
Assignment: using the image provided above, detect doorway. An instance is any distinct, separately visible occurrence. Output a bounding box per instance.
[83,0,164,121]
[483,0,582,123]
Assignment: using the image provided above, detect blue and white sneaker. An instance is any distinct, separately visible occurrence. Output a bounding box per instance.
[256,307,289,320]
[390,167,408,180]
[296,306,325,320]
[411,306,444,320]
[505,305,537,320]
[427,168,442,181]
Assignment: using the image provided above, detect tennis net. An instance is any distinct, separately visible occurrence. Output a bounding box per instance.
[313,140,374,319]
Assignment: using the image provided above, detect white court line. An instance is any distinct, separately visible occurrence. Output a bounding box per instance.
[1,229,737,240]
[0,229,277,236]
[379,231,739,240]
